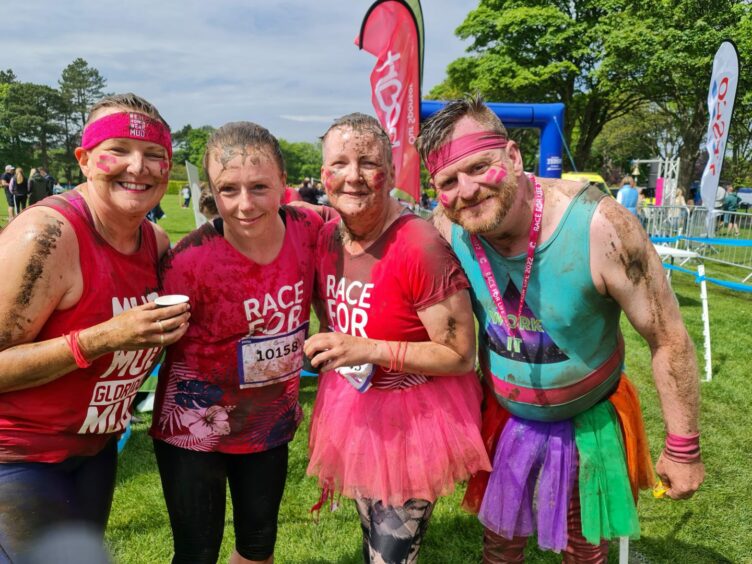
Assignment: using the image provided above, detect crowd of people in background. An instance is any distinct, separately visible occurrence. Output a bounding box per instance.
[1,164,58,222]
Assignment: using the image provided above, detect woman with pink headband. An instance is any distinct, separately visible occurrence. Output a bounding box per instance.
[0,93,190,559]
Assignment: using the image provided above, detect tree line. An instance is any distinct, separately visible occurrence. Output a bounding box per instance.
[0,58,106,185]
[0,59,322,187]
[430,0,752,191]
[5,1,750,194]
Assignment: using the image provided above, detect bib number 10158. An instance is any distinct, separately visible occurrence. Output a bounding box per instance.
[237,322,308,389]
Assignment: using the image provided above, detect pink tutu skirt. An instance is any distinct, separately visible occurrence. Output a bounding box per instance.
[307,371,492,506]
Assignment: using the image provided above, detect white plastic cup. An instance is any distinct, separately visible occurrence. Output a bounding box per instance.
[154,294,190,308]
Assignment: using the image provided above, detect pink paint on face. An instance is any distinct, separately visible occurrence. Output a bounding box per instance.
[322,168,335,191]
[371,171,386,191]
[158,159,170,179]
[96,154,118,173]
[485,167,507,185]
[439,190,459,208]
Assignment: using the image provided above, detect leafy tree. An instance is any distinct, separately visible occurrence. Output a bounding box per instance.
[0,69,16,84]
[591,103,682,184]
[431,0,750,188]
[429,0,652,170]
[5,83,64,169]
[58,58,107,182]
[633,0,749,190]
[172,124,215,173]
[279,139,322,184]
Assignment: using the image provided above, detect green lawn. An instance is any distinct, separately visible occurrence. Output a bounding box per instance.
[3,194,751,562]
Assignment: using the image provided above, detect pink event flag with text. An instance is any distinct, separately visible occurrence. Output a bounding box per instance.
[357,1,421,202]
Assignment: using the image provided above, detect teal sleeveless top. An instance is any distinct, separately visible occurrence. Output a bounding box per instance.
[451,185,623,421]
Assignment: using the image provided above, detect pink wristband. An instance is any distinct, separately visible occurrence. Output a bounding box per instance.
[664,432,701,464]
[64,330,92,369]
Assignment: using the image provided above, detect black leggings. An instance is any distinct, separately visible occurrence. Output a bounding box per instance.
[0,438,117,563]
[153,440,289,564]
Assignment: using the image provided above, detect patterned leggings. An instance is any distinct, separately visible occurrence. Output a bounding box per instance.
[355,498,435,564]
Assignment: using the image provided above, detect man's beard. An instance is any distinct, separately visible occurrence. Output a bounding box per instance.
[443,181,516,235]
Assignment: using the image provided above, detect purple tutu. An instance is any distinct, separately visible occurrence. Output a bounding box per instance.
[478,416,577,552]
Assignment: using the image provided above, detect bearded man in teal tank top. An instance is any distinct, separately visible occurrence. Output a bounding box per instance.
[417,95,704,563]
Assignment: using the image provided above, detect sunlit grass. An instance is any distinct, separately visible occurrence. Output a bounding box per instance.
[3,195,750,562]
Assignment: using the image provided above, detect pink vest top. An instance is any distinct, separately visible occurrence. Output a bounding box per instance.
[0,191,161,462]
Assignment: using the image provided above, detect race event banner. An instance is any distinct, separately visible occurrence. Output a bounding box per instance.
[357,0,424,203]
[700,40,739,231]
[185,160,207,228]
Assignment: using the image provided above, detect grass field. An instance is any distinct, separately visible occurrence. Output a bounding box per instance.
[4,194,752,562]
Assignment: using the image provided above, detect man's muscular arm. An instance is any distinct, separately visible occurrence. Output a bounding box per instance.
[0,208,189,393]
[590,197,704,499]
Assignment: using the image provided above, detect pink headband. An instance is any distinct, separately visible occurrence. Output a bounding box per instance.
[426,131,508,176]
[81,112,172,158]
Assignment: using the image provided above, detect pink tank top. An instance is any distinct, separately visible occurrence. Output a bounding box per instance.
[0,191,161,462]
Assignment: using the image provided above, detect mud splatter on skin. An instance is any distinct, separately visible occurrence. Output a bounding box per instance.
[445,317,457,344]
[582,185,604,202]
[0,310,27,349]
[214,146,266,172]
[16,221,63,308]
[0,221,64,348]
[618,246,648,286]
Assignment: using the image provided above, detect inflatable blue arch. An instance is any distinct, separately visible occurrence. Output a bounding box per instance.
[420,101,565,178]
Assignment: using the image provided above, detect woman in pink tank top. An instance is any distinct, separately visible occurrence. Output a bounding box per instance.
[0,93,190,560]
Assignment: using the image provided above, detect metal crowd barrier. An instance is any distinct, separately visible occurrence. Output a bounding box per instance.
[641,205,752,282]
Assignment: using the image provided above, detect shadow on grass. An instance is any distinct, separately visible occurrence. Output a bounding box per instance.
[632,510,735,563]
[633,536,733,563]
[675,294,701,307]
[116,419,158,484]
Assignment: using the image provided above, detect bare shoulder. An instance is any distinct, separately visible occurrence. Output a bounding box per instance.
[0,207,79,347]
[590,196,659,295]
[0,206,77,258]
[149,221,171,257]
[544,178,583,199]
[592,195,649,254]
[431,206,452,242]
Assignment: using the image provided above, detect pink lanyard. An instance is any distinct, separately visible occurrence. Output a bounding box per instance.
[470,174,544,338]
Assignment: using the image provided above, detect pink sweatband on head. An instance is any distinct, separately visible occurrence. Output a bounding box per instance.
[81,112,172,158]
[426,131,508,176]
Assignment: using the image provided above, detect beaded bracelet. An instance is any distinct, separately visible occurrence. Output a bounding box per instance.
[64,329,92,369]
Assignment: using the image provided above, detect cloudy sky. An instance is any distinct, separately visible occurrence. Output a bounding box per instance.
[4,0,477,142]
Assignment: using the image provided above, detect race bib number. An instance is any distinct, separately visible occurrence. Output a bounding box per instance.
[236,322,308,388]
